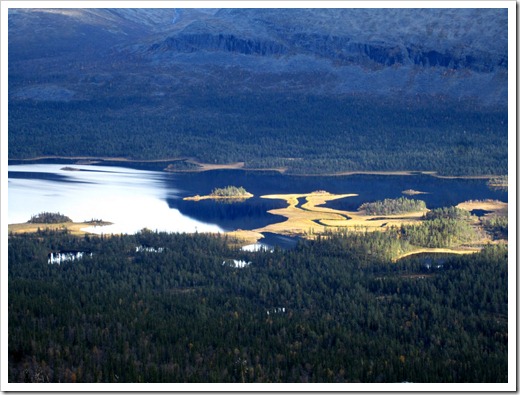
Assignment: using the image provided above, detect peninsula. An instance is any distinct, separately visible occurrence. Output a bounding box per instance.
[9,212,112,235]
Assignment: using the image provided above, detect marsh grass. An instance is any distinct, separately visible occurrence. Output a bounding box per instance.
[256,192,429,237]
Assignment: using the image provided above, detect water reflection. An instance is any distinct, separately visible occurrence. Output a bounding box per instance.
[223,259,252,268]
[169,198,287,231]
[8,164,224,234]
[8,164,508,239]
[239,233,299,252]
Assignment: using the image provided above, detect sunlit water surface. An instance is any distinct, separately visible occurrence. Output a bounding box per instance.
[8,163,508,246]
[8,164,224,234]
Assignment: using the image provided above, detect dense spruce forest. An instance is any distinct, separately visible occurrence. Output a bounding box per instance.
[359,197,427,215]
[28,212,72,224]
[7,7,510,387]
[211,186,250,197]
[8,229,507,383]
[8,93,507,176]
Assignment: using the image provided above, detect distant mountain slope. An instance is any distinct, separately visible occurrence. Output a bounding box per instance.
[7,7,508,175]
[9,7,508,104]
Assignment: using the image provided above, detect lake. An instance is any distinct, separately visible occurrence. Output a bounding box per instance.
[8,163,508,247]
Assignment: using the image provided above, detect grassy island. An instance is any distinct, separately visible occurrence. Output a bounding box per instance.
[184,186,253,201]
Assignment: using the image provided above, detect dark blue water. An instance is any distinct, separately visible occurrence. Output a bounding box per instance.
[9,163,507,248]
[171,196,288,231]
[162,170,507,230]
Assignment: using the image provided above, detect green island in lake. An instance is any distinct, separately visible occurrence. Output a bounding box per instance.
[183,185,254,201]
[6,6,510,386]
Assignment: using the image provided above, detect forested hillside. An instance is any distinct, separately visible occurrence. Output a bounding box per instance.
[8,8,509,176]
[8,230,508,383]
[8,93,507,175]
[6,7,511,387]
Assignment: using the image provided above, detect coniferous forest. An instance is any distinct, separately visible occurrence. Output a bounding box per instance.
[7,7,510,388]
[8,229,507,383]
[359,197,427,215]
[8,93,508,176]
[27,212,72,224]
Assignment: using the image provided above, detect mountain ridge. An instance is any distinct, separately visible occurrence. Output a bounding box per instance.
[8,7,508,105]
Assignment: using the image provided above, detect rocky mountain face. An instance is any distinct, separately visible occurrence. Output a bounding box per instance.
[8,7,508,106]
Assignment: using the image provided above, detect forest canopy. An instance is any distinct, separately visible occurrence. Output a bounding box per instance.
[359,197,427,215]
[211,186,251,197]
[27,212,72,224]
[7,93,508,176]
[8,229,508,383]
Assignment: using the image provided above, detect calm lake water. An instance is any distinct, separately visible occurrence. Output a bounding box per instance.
[8,163,508,245]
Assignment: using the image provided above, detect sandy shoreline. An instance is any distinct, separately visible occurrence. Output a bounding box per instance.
[9,156,504,179]
[9,194,507,263]
[183,193,254,201]
[8,221,112,236]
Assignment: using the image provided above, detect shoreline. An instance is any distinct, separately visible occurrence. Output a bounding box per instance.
[8,221,113,236]
[8,194,508,260]
[8,156,503,179]
[393,247,481,262]
[183,193,254,201]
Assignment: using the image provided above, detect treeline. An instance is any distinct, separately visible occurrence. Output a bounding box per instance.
[353,205,483,250]
[402,207,479,249]
[487,175,508,187]
[487,175,508,191]
[8,229,507,383]
[402,218,478,248]
[320,228,412,263]
[424,206,471,221]
[8,92,508,176]
[482,216,508,240]
[359,197,426,215]
[28,212,72,224]
[333,204,501,254]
